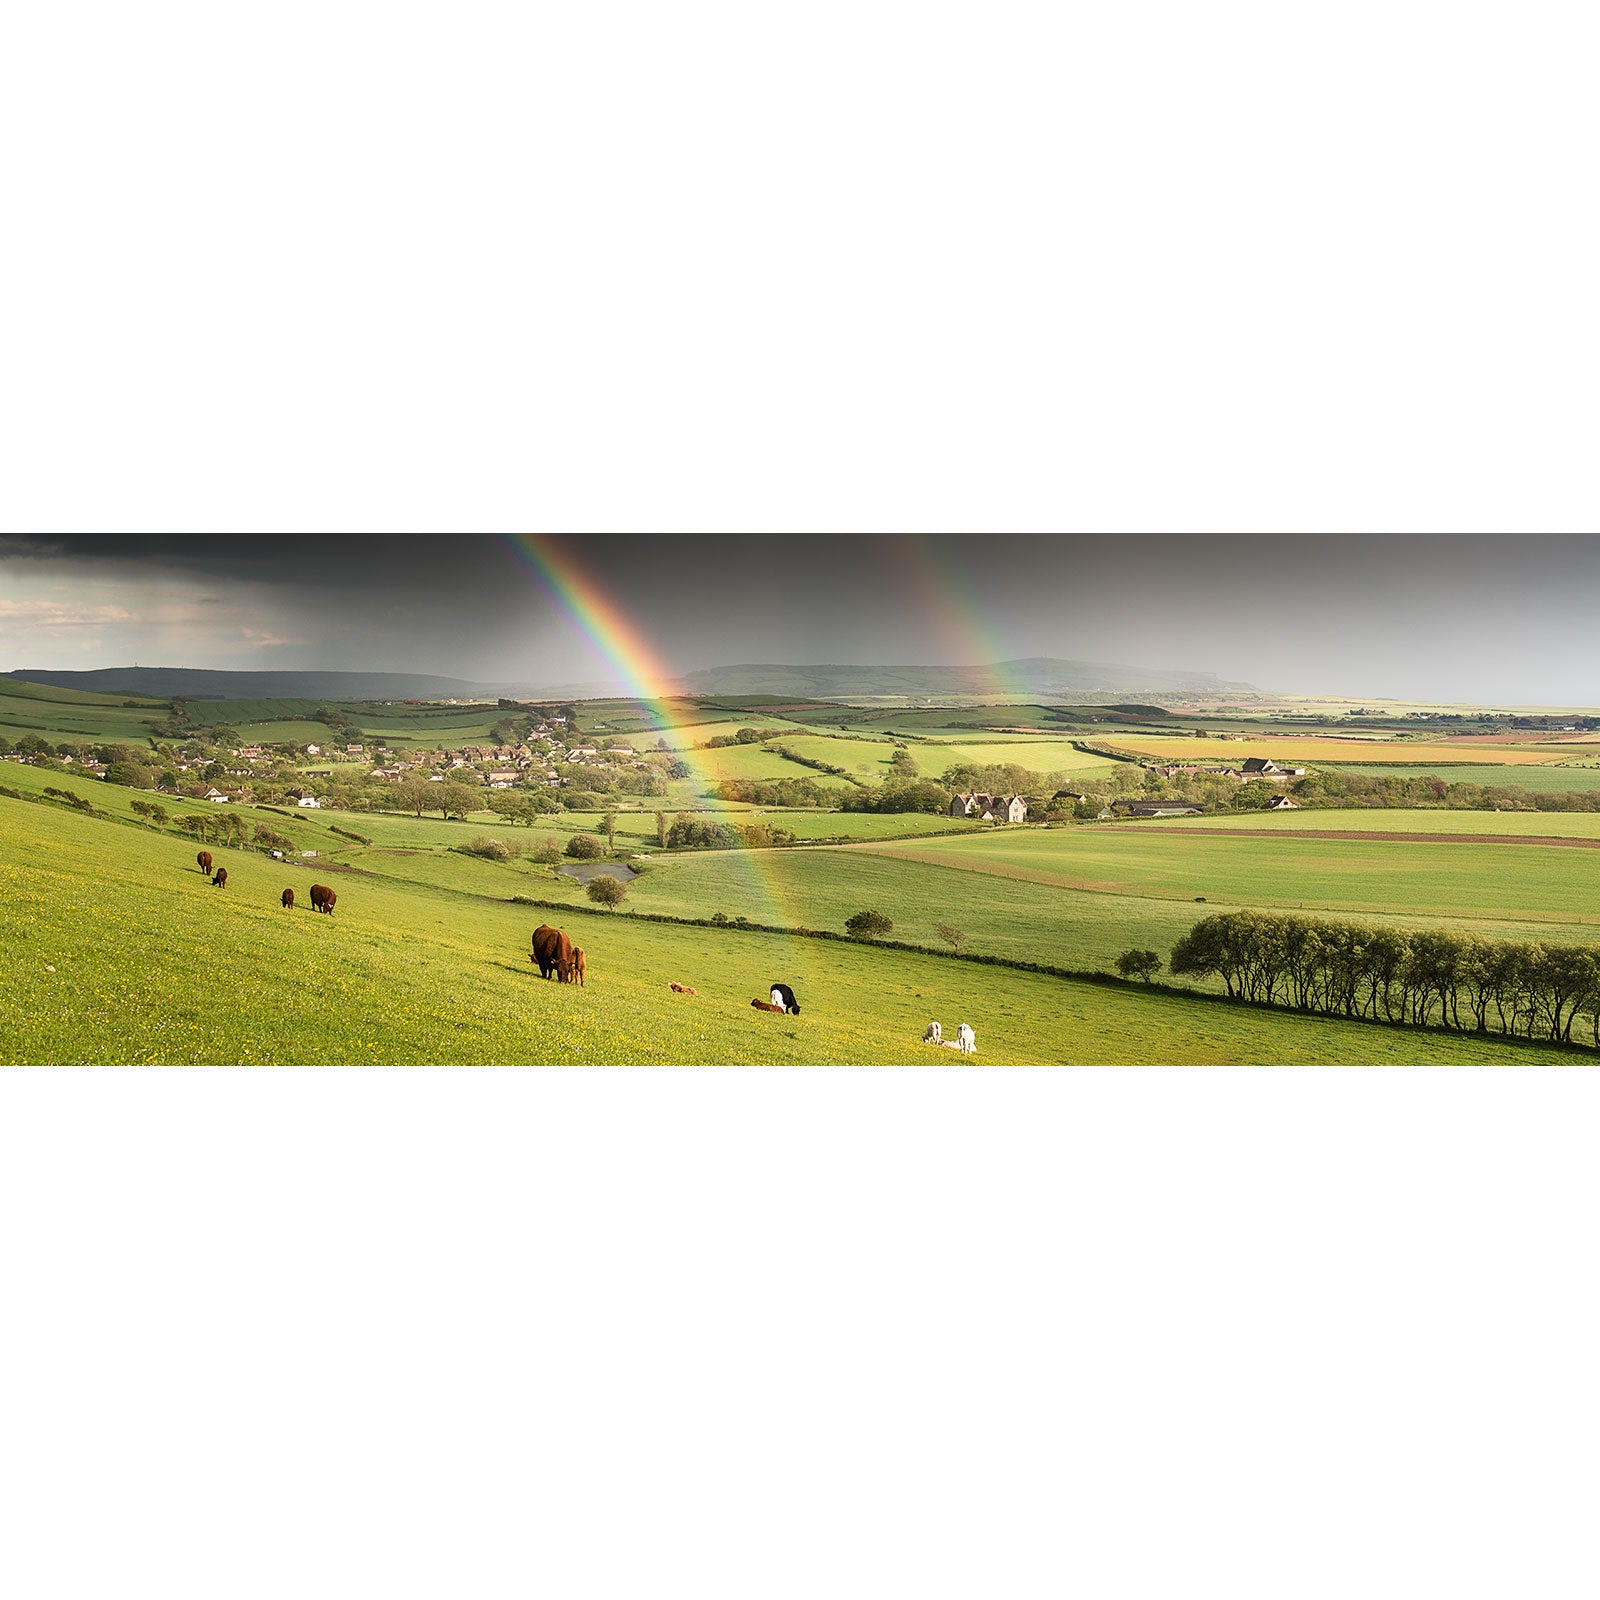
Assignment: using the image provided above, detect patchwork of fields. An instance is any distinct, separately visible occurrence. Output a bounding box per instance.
[13,678,1600,1064]
[1097,734,1571,767]
[13,793,1576,1064]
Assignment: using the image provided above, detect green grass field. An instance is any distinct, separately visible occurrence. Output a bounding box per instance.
[9,780,1591,1064]
[13,790,1578,1064]
[1323,763,1600,791]
[852,826,1600,928]
[1137,809,1600,839]
[0,680,166,742]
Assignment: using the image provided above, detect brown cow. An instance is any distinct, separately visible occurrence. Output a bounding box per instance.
[282,888,295,909]
[570,946,587,987]
[669,981,698,995]
[212,867,227,888]
[531,923,574,981]
[751,998,786,1014]
[309,884,336,915]
[197,850,212,875]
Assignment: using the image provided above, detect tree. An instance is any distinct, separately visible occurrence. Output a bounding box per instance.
[399,774,435,817]
[587,874,628,909]
[105,761,153,789]
[889,746,918,776]
[933,922,967,955]
[1116,949,1163,983]
[438,780,477,820]
[565,833,604,860]
[602,810,617,852]
[532,835,564,867]
[655,809,668,848]
[845,910,894,940]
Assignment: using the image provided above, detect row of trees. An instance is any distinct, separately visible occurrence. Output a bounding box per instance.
[1170,911,1600,1045]
[711,776,836,807]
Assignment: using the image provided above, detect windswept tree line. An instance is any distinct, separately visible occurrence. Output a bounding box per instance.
[1170,911,1600,1046]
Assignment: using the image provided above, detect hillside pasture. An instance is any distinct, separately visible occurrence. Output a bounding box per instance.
[1099,734,1567,767]
[0,681,165,743]
[1323,763,1600,791]
[4,791,1585,1065]
[923,740,1125,777]
[692,741,860,788]
[1135,809,1600,839]
[852,827,1600,928]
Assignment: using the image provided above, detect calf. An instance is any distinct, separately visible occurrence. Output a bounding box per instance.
[922,1021,943,1045]
[282,888,295,909]
[571,946,587,988]
[751,998,787,1014]
[669,982,698,996]
[212,867,227,888]
[956,1023,976,1056]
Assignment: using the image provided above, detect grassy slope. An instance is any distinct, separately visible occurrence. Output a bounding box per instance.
[853,827,1600,928]
[1323,763,1600,790]
[1134,809,1600,839]
[0,683,164,742]
[5,793,1582,1065]
[1099,734,1565,767]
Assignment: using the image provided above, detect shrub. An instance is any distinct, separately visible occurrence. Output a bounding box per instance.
[1115,949,1163,983]
[587,875,628,909]
[845,909,894,940]
[532,835,564,866]
[464,835,513,861]
[565,833,604,860]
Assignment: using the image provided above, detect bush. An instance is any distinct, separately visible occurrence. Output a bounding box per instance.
[532,835,564,866]
[565,833,604,860]
[1115,949,1163,983]
[587,875,628,908]
[845,909,894,940]
[464,835,514,861]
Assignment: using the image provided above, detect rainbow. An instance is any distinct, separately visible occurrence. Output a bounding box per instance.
[499,534,806,935]
[886,534,1028,701]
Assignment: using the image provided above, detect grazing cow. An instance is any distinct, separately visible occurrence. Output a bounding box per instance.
[751,998,787,1014]
[769,983,800,1016]
[309,883,336,915]
[956,1023,976,1056]
[922,1021,943,1045]
[669,981,698,995]
[197,850,212,875]
[281,888,295,909]
[530,923,574,982]
[571,946,587,988]
[212,867,227,888]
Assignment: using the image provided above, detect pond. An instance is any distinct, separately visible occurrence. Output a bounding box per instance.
[555,861,639,885]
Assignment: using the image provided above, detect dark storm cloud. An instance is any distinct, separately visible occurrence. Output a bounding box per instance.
[4,533,1599,702]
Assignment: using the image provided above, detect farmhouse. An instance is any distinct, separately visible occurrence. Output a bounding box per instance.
[287,789,322,809]
[1239,758,1307,780]
[486,769,520,788]
[1267,794,1300,810]
[949,792,1029,823]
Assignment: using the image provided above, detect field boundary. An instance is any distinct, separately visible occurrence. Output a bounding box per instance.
[495,893,1595,1060]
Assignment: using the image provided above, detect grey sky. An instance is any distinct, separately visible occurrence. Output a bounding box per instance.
[0,533,1595,703]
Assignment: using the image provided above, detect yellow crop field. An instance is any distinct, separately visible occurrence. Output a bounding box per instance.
[1098,735,1567,767]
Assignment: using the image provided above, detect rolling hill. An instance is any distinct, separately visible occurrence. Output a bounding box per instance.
[678,659,1256,698]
